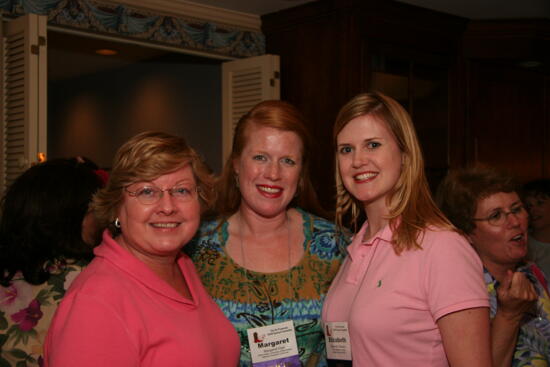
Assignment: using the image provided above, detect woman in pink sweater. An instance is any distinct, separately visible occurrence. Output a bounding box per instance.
[45,131,240,367]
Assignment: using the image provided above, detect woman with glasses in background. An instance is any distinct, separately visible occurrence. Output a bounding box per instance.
[44,132,240,367]
[437,166,549,367]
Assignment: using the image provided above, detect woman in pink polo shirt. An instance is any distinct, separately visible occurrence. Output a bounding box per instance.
[44,132,240,367]
[322,92,492,366]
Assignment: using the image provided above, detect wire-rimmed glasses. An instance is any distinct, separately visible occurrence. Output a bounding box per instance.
[472,204,527,227]
[125,184,199,205]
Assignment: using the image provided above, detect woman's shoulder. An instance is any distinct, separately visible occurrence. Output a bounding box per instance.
[297,208,351,259]
[185,218,226,257]
[0,266,85,367]
[419,227,481,264]
[421,226,467,245]
[65,256,145,302]
[297,207,336,231]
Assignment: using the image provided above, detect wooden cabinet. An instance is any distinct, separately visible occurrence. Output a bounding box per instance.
[262,0,550,211]
[365,42,456,191]
[463,20,550,182]
[466,62,547,181]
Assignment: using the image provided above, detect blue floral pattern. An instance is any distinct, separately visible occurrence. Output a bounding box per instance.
[186,208,349,367]
[485,263,550,367]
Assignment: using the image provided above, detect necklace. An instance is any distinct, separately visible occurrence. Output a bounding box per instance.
[238,211,293,314]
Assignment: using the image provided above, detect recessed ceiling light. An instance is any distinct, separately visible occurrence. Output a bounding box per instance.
[518,60,542,68]
[95,48,118,56]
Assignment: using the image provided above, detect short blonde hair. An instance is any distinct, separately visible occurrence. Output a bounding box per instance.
[93,131,215,233]
[333,92,453,253]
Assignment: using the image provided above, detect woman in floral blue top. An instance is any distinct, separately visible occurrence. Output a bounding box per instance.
[0,159,104,366]
[187,100,348,367]
[438,166,550,367]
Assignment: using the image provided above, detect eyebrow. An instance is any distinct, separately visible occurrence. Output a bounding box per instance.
[487,200,522,212]
[337,137,383,145]
[134,179,194,187]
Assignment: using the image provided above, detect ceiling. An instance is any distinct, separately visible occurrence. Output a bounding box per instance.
[48,0,549,81]
[189,0,550,19]
[48,32,167,81]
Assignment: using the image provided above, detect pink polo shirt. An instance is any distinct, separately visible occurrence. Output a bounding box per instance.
[44,231,240,367]
[322,221,488,366]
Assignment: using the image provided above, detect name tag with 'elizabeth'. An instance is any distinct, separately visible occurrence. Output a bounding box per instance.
[324,321,352,361]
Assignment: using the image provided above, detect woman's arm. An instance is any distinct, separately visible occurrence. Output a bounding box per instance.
[491,271,537,367]
[437,307,492,367]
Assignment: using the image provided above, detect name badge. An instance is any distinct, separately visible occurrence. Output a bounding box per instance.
[324,321,352,361]
[247,320,301,367]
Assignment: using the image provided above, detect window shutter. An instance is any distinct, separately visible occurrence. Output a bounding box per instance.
[0,14,47,193]
[221,54,280,164]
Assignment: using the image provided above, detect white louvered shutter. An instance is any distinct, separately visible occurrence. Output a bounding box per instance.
[221,54,280,164]
[0,14,47,193]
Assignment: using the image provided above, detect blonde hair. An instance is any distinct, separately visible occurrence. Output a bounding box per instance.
[333,92,453,254]
[93,131,215,233]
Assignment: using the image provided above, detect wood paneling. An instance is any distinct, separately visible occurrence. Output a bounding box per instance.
[467,61,547,181]
[262,0,550,210]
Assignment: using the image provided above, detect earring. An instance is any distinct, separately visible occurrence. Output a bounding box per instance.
[235,174,240,188]
[114,218,121,228]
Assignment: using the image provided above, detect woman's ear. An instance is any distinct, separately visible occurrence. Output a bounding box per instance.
[232,157,239,175]
[464,230,477,248]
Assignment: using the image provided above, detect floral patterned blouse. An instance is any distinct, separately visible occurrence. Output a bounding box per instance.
[0,260,87,367]
[485,263,550,367]
[186,208,349,367]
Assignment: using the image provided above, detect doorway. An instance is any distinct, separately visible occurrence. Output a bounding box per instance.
[47,30,225,172]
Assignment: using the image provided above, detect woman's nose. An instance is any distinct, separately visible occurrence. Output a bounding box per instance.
[352,150,368,168]
[265,162,281,180]
[157,191,177,213]
[506,211,522,227]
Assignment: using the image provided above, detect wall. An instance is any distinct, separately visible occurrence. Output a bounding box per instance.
[48,54,223,172]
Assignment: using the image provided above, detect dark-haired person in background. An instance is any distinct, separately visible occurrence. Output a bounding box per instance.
[0,159,104,366]
[522,179,550,278]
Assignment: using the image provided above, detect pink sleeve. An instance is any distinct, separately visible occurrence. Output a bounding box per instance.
[44,292,140,367]
[423,231,489,321]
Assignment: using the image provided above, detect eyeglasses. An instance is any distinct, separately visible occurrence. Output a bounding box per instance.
[125,184,199,205]
[472,205,527,227]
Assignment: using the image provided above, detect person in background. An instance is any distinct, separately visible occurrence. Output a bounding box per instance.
[522,179,550,277]
[322,92,492,366]
[44,131,240,367]
[0,158,104,367]
[437,166,548,367]
[187,100,348,367]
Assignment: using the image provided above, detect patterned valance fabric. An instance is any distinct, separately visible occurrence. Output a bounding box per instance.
[0,0,265,57]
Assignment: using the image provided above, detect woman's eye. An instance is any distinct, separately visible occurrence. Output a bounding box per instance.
[282,158,296,166]
[172,187,191,197]
[138,187,157,197]
[367,141,381,149]
[511,205,524,214]
[252,155,266,161]
[339,146,352,154]
[488,211,502,221]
